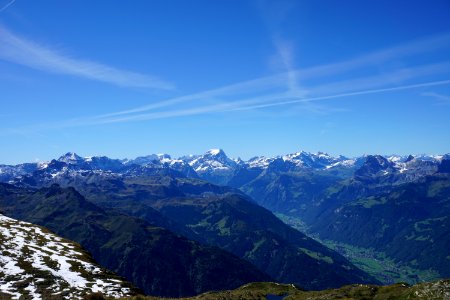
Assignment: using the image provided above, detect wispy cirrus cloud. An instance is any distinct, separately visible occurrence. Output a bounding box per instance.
[258,0,304,97]
[271,37,303,96]
[3,32,450,135]
[421,92,450,105]
[90,31,450,120]
[228,79,450,112]
[57,78,450,126]
[2,77,450,137]
[0,0,16,13]
[0,25,174,89]
[86,62,450,125]
[305,61,450,96]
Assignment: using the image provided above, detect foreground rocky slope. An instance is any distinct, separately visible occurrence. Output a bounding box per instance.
[0,214,135,299]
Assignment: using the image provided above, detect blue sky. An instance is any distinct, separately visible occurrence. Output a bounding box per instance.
[1,0,450,164]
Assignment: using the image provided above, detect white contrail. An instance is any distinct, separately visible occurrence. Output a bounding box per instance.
[0,0,16,12]
[92,61,450,123]
[92,79,450,124]
[228,79,450,112]
[93,31,450,119]
[304,61,450,97]
[2,78,450,136]
[421,92,450,105]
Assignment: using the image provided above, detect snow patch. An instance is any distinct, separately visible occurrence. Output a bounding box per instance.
[0,214,133,299]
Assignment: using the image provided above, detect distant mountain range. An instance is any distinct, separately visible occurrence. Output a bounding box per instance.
[0,149,449,298]
[1,149,446,186]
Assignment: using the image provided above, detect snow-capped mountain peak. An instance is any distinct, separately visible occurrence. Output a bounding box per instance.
[190,149,235,167]
[203,149,232,162]
[2,150,449,188]
[181,149,238,185]
[58,152,84,164]
[208,148,223,156]
[124,154,160,166]
[247,156,275,168]
[157,153,173,163]
[279,150,344,169]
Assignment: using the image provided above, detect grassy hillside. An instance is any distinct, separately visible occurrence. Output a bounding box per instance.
[277,213,442,285]
[87,280,450,300]
[311,174,450,277]
[52,174,378,290]
[0,183,270,297]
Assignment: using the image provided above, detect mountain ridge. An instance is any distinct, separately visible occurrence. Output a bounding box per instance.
[0,182,270,297]
[1,150,447,187]
[1,150,449,295]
